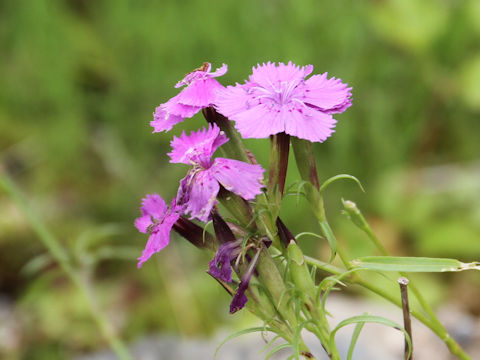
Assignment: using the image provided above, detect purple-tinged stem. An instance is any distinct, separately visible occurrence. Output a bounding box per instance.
[399,277,413,360]
[173,217,216,251]
[268,132,290,197]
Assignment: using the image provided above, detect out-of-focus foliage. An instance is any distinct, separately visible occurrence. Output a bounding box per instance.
[0,0,479,358]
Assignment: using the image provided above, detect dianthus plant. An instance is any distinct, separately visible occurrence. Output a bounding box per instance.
[135,62,477,360]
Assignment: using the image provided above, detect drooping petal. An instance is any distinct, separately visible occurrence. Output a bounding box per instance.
[284,106,337,143]
[229,283,248,314]
[150,112,184,133]
[229,247,261,314]
[168,124,228,166]
[211,158,264,200]
[177,169,220,222]
[137,210,180,268]
[303,73,352,112]
[151,95,202,133]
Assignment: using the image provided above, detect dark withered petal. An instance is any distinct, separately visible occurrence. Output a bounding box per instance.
[229,282,248,313]
[208,238,242,283]
[229,247,261,314]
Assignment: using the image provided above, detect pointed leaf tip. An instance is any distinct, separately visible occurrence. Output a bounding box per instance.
[320,174,365,194]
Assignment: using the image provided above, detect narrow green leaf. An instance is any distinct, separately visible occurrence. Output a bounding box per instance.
[309,264,317,280]
[202,219,214,244]
[351,256,480,272]
[304,255,344,275]
[292,320,315,360]
[318,220,337,262]
[295,232,324,241]
[215,327,273,358]
[265,343,291,360]
[330,315,412,358]
[319,174,365,194]
[295,180,308,206]
[318,269,362,312]
[260,335,281,353]
[346,315,366,360]
[21,253,54,276]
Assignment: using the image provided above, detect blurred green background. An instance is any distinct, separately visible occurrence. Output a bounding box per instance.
[1,0,480,358]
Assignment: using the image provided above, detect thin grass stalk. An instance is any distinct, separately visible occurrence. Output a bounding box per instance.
[0,173,132,360]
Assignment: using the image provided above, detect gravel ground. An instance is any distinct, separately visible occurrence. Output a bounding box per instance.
[74,295,480,360]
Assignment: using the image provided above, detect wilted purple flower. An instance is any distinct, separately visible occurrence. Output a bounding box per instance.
[215,61,352,142]
[208,238,243,283]
[151,63,228,132]
[134,194,180,268]
[170,124,264,222]
[230,248,261,314]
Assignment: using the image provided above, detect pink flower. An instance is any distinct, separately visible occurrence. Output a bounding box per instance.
[170,124,264,222]
[135,194,180,267]
[215,61,352,142]
[151,63,228,132]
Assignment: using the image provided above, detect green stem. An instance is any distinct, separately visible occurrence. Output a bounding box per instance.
[256,247,298,329]
[357,214,463,355]
[0,173,132,360]
[291,137,319,190]
[304,255,472,360]
[304,256,344,276]
[352,275,471,360]
[307,307,341,359]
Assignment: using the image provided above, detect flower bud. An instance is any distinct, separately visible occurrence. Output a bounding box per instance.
[276,217,296,247]
[341,199,367,230]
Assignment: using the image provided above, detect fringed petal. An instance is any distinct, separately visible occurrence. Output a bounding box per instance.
[211,158,265,200]
[168,124,228,166]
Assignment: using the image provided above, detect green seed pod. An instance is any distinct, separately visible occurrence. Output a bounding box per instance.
[287,240,315,300]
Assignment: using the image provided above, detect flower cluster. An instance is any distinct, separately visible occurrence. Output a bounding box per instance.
[134,124,264,267]
[135,61,352,312]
